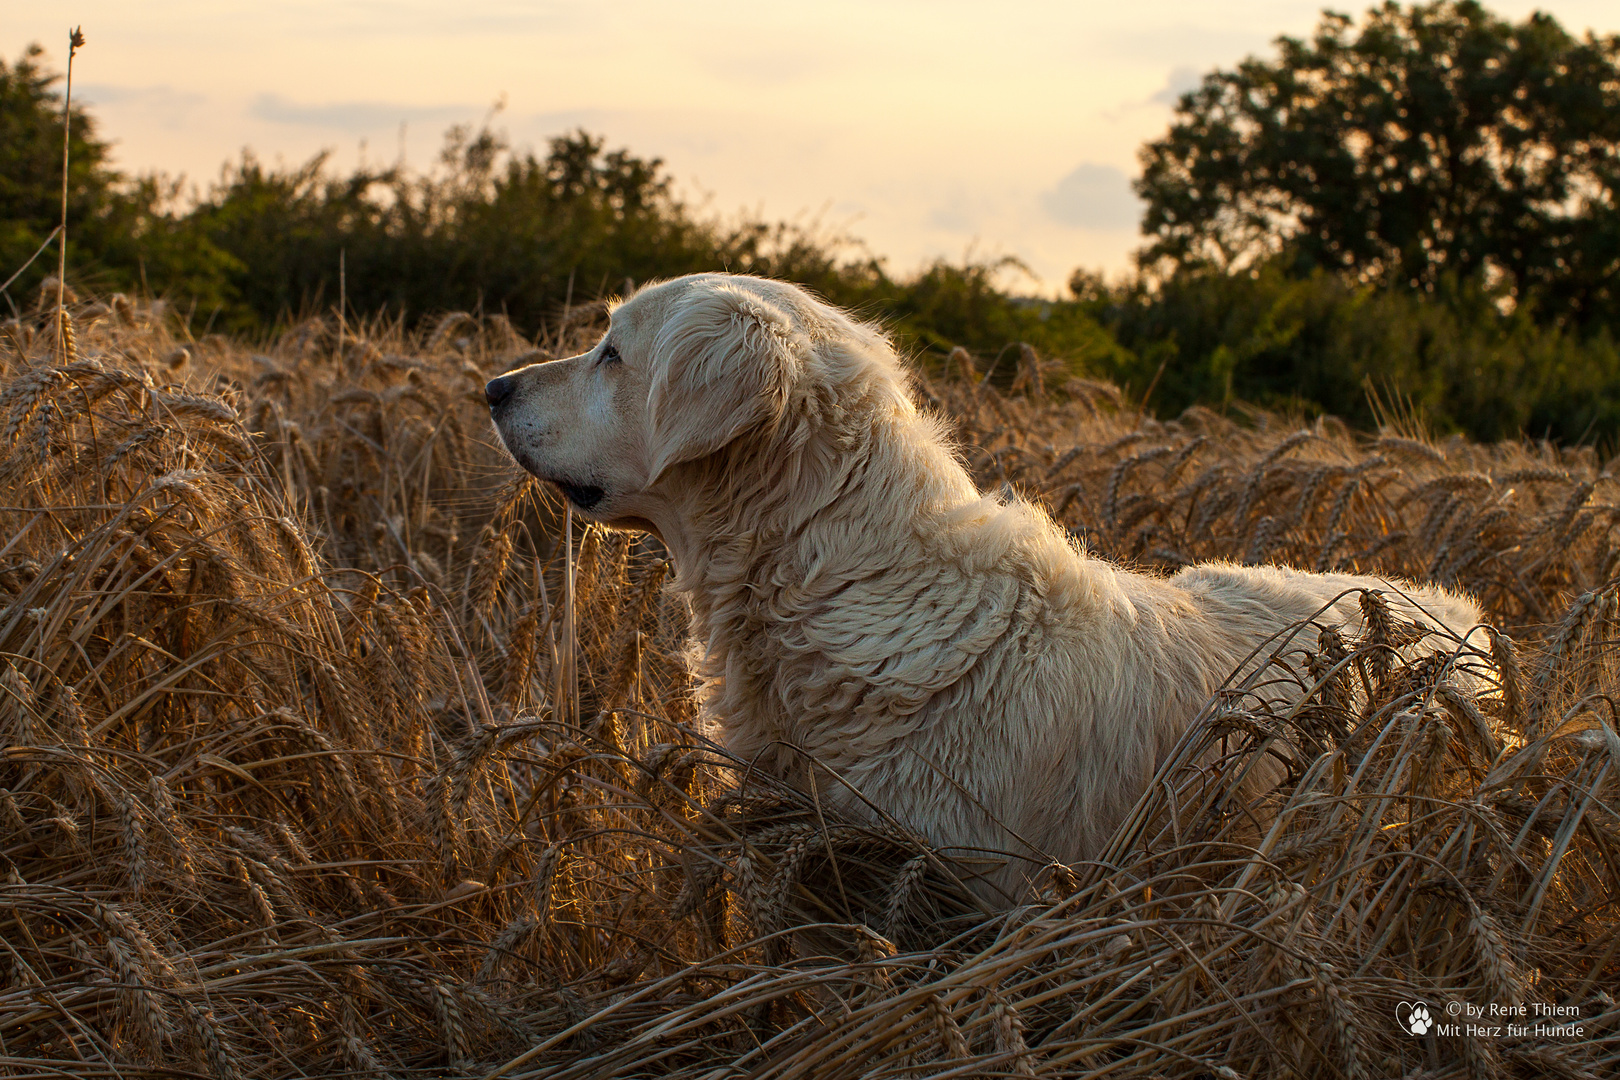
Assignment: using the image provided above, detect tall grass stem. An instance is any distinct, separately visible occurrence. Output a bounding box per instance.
[337,246,346,361]
[565,505,578,727]
[55,27,85,358]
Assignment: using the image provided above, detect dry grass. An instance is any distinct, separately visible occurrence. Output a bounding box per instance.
[0,297,1616,1078]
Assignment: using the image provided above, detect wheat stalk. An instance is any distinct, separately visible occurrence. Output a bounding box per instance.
[1,296,1617,1080]
[116,793,150,898]
[1466,899,1525,1004]
[431,980,474,1071]
[182,1000,243,1080]
[927,992,970,1061]
[53,27,85,359]
[990,991,1036,1077]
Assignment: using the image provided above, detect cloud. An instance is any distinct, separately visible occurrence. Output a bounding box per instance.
[1101,23,1278,65]
[928,194,979,234]
[1150,64,1204,106]
[272,0,581,37]
[250,93,478,132]
[77,83,207,131]
[1040,163,1142,231]
[698,46,837,87]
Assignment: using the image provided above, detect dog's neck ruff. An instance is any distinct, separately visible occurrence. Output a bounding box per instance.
[656,379,1116,779]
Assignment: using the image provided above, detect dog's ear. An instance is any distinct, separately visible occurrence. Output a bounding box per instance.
[646,283,804,481]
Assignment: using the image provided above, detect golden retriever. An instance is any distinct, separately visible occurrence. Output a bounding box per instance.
[487,273,1482,895]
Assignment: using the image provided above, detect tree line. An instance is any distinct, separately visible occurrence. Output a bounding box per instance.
[3,1,1617,444]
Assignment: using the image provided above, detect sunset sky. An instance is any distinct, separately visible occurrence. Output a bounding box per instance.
[8,1,1617,291]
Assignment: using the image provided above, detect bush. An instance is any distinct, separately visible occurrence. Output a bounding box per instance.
[1092,261,1620,444]
[7,31,1620,447]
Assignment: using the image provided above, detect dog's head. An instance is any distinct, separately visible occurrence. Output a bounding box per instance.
[486,274,821,531]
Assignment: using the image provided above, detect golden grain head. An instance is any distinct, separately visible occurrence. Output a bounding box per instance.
[0,293,1612,1077]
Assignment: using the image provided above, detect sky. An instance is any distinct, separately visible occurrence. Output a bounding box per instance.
[7,1,1617,292]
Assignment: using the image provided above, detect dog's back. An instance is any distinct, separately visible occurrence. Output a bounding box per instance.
[1172,562,1482,650]
[794,495,1485,899]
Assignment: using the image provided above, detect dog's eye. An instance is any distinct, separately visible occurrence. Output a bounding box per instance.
[598,343,622,365]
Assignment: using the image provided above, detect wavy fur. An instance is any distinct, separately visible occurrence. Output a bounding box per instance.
[488,274,1484,897]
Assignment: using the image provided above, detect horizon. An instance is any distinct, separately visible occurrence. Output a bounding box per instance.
[8,0,1618,294]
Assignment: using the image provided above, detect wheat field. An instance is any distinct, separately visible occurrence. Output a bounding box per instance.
[0,292,1616,1079]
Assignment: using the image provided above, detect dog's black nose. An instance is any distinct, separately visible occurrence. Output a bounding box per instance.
[485,375,515,409]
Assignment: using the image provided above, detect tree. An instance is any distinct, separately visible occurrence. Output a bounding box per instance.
[1135,1,1620,327]
[0,44,238,317]
[183,128,740,332]
[0,44,114,307]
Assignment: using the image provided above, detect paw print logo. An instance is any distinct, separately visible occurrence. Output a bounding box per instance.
[1396,1001,1433,1035]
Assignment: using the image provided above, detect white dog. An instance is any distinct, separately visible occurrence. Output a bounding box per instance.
[487,274,1481,894]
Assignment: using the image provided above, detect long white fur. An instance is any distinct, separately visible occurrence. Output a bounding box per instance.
[489,273,1484,896]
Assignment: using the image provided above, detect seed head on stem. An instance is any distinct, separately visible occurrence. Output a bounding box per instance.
[55,27,86,359]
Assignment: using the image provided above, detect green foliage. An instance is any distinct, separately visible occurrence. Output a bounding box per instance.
[0,45,237,316]
[854,259,1134,386]
[1093,260,1620,443]
[1119,1,1620,444]
[1136,1,1620,328]
[7,5,1620,447]
[178,124,1128,369]
[0,44,114,306]
[184,128,741,333]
